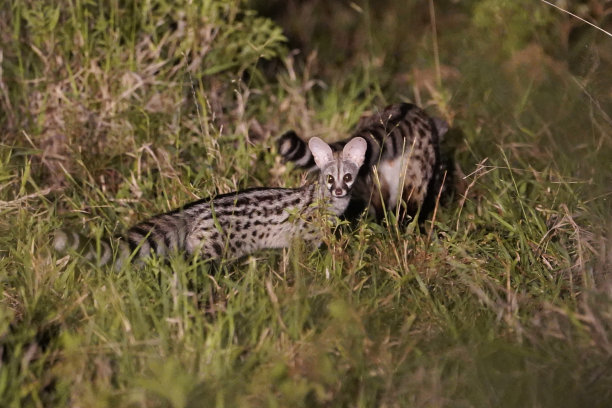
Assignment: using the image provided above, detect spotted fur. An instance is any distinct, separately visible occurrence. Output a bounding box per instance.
[54,137,367,267]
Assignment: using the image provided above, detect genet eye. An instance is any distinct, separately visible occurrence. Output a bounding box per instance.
[327,175,334,184]
[343,173,352,183]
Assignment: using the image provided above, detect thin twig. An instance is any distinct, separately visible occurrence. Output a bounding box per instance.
[0,188,54,208]
[428,0,442,88]
[540,0,612,38]
[456,158,488,231]
[570,76,612,129]
[427,170,447,244]
[185,52,208,140]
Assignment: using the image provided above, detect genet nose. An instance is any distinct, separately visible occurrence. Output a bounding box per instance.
[334,188,343,196]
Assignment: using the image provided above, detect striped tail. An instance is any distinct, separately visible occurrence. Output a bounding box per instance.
[53,229,130,269]
[277,130,316,169]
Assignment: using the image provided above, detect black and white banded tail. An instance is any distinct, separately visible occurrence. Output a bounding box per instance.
[53,229,130,269]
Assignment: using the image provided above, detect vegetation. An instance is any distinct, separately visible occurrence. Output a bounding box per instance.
[1,0,611,406]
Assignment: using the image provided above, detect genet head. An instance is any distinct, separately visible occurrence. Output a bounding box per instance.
[309,137,367,198]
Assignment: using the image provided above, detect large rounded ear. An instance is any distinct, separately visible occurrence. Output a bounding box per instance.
[342,137,367,168]
[309,137,334,169]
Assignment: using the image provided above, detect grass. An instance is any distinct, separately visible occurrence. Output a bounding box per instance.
[1,0,612,406]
